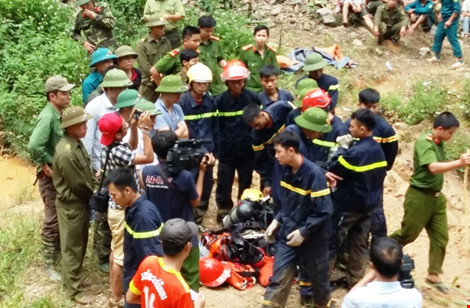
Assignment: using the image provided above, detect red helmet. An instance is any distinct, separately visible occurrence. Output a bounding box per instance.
[220,60,250,81]
[199,257,231,287]
[301,88,331,112]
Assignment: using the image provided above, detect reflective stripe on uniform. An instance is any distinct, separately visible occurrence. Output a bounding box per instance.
[184,111,218,120]
[373,135,398,143]
[262,300,283,307]
[312,139,336,148]
[328,84,339,91]
[124,222,163,239]
[252,124,286,152]
[299,280,312,286]
[218,110,243,117]
[338,156,387,172]
[280,181,330,198]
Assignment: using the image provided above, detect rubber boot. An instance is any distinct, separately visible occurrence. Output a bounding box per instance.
[43,239,61,283]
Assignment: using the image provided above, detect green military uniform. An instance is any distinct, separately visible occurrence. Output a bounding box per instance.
[198,35,226,96]
[390,131,448,275]
[374,3,409,41]
[239,44,279,93]
[71,1,118,51]
[154,47,184,76]
[136,34,172,102]
[143,0,185,49]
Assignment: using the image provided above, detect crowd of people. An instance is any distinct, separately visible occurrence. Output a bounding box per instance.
[26,0,470,307]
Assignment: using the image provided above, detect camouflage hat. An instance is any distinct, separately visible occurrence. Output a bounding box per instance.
[294,107,332,133]
[295,87,316,107]
[115,46,138,59]
[146,15,167,27]
[100,69,133,88]
[77,0,92,5]
[295,78,318,95]
[90,48,117,67]
[60,106,92,129]
[45,75,75,93]
[156,75,187,93]
[114,89,140,109]
[134,98,162,116]
[303,53,327,72]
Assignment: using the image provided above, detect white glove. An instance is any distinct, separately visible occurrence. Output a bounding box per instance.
[265,219,280,243]
[336,134,353,149]
[286,229,305,247]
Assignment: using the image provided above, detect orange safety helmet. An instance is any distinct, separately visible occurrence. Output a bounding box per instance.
[199,257,231,287]
[220,60,250,82]
[301,88,331,112]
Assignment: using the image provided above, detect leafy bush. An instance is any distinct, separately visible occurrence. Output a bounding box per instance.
[110,0,147,46]
[459,79,470,120]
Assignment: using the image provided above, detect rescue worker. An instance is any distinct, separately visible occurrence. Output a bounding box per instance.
[327,109,387,288]
[263,131,333,308]
[239,25,279,93]
[115,46,141,91]
[71,0,118,54]
[179,63,220,225]
[28,75,75,283]
[215,60,261,223]
[150,26,201,85]
[53,106,94,304]
[197,15,227,95]
[372,0,409,46]
[82,48,116,103]
[242,101,293,196]
[258,65,294,109]
[295,53,339,110]
[390,112,470,294]
[143,0,185,49]
[135,15,171,103]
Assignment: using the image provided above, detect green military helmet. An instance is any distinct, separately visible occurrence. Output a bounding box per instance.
[77,0,92,6]
[60,106,92,129]
[295,78,318,96]
[114,89,140,109]
[115,45,138,59]
[294,107,332,133]
[100,68,133,88]
[90,48,117,67]
[303,53,327,72]
[295,86,316,107]
[156,75,188,93]
[146,15,167,27]
[134,98,162,116]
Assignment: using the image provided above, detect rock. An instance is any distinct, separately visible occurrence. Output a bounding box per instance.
[352,39,363,46]
[316,8,336,26]
[270,5,283,16]
[419,47,430,57]
[392,122,408,131]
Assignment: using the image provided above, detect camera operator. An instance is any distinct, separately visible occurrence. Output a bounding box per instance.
[141,131,215,292]
[342,237,422,308]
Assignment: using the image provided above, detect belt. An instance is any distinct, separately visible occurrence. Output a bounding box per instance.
[410,185,441,197]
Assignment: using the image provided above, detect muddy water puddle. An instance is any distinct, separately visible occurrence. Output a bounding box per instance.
[0,157,38,208]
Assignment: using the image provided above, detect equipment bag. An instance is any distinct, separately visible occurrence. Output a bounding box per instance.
[223,261,257,290]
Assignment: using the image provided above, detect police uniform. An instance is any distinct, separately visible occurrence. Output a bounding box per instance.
[239,44,279,93]
[136,34,171,102]
[328,136,387,286]
[179,91,220,224]
[374,2,409,41]
[263,157,332,308]
[53,133,94,296]
[198,35,226,96]
[431,0,462,59]
[143,0,185,49]
[390,132,448,275]
[296,74,339,109]
[154,47,184,76]
[215,88,261,221]
[71,1,118,51]
[259,89,294,109]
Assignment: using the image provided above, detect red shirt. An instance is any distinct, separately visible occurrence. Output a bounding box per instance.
[129,256,193,308]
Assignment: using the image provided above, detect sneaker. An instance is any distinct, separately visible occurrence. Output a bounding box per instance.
[451,60,464,69]
[45,267,61,283]
[299,296,314,307]
[426,56,440,63]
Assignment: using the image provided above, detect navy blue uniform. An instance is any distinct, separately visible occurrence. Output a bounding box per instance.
[253,101,293,188]
[215,89,260,220]
[328,136,387,286]
[263,157,332,308]
[296,74,339,109]
[258,88,294,109]
[179,91,219,224]
[123,196,163,307]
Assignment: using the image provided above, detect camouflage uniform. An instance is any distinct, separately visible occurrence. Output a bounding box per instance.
[71,1,118,51]
[374,3,409,41]
[198,35,226,96]
[136,34,172,102]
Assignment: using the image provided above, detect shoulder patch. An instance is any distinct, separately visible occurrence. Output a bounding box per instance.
[210,35,220,41]
[426,134,433,141]
[242,44,253,51]
[268,45,277,53]
[169,49,180,57]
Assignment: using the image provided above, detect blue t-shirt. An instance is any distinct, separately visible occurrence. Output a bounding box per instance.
[154,98,185,131]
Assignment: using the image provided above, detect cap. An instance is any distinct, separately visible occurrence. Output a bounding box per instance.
[98,112,123,146]
[45,75,75,93]
[114,89,140,110]
[295,78,318,95]
[303,53,327,72]
[134,98,162,116]
[60,106,92,129]
[100,69,133,88]
[156,75,187,93]
[90,48,117,67]
[115,45,138,59]
[146,15,168,27]
[160,218,198,248]
[294,107,332,133]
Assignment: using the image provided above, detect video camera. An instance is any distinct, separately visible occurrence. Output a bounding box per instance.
[399,254,415,289]
[166,138,211,174]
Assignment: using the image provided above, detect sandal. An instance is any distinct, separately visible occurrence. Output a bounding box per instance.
[109,296,125,308]
[425,279,450,294]
[73,291,93,305]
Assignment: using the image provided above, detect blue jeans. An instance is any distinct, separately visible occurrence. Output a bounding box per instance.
[431,17,462,58]
[463,16,470,35]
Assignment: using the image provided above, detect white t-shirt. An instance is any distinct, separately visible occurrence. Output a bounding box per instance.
[341,281,423,308]
[463,0,470,12]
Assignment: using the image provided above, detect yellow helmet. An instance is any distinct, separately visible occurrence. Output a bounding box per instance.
[187,62,213,83]
[240,188,264,202]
